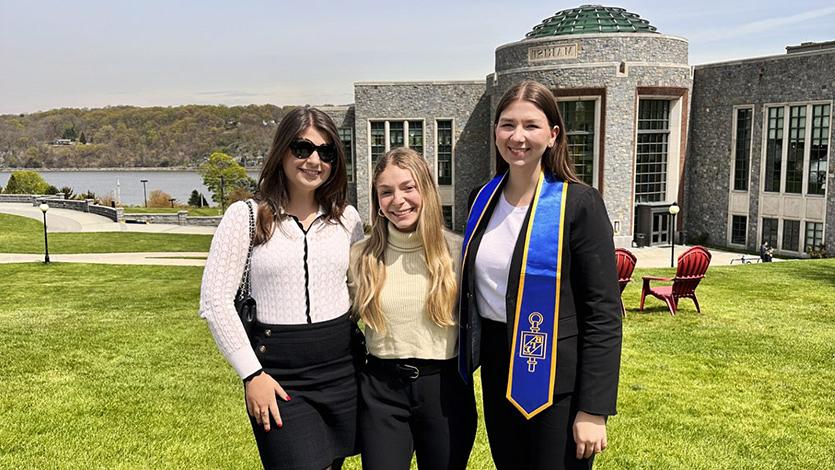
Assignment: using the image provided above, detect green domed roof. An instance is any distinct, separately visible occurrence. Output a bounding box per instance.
[525,5,658,39]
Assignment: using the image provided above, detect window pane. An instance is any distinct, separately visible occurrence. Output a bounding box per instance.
[408,121,423,156]
[762,218,779,249]
[560,100,596,186]
[338,127,354,183]
[733,108,752,191]
[782,219,800,252]
[389,121,405,148]
[785,106,805,194]
[635,100,670,203]
[765,107,784,192]
[437,120,453,185]
[731,215,747,245]
[804,222,824,253]
[442,205,453,229]
[370,122,385,166]
[808,104,830,195]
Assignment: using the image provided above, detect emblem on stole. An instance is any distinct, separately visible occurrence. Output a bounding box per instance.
[519,312,547,373]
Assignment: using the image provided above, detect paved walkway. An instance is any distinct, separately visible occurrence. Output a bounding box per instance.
[0,203,216,234]
[3,202,771,268]
[1,244,771,268]
[0,252,208,267]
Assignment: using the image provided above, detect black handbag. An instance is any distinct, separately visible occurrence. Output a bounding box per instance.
[234,200,257,338]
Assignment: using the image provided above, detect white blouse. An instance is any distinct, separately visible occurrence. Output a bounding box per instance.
[474,192,529,323]
[199,200,364,379]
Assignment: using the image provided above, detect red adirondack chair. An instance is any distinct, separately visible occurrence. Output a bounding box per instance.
[615,248,637,316]
[640,246,712,316]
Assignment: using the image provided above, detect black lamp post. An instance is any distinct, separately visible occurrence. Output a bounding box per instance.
[39,203,50,263]
[668,202,680,268]
[140,179,149,207]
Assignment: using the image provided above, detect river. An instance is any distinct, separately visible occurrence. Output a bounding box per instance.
[0,169,262,206]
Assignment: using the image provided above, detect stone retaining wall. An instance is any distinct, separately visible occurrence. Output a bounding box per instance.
[32,197,124,222]
[124,211,221,226]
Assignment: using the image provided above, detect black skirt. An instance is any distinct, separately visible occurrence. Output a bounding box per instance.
[248,313,358,470]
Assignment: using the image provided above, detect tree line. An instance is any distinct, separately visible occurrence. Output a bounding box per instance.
[0,104,300,169]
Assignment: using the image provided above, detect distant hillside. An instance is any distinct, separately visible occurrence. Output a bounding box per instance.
[0,104,301,169]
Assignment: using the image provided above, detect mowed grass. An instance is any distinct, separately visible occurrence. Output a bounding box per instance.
[0,260,833,469]
[0,213,211,254]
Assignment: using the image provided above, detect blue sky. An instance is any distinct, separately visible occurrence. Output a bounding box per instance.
[1,0,833,114]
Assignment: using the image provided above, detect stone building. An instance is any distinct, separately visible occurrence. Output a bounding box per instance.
[686,41,834,257]
[321,5,832,257]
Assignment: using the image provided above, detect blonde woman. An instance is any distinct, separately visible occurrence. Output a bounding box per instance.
[349,148,477,470]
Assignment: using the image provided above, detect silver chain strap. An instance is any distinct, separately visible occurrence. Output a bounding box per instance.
[238,200,256,301]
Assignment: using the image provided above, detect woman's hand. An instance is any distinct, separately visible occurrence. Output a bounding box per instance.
[245,372,290,432]
[573,410,607,459]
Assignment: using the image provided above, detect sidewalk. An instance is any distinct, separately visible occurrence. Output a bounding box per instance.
[0,252,208,267]
[1,244,771,269]
[626,244,772,268]
[0,203,216,234]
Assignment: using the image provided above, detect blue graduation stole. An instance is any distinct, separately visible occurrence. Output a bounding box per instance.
[462,171,568,419]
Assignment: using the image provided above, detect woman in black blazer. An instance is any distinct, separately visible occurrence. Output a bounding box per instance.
[458,80,622,470]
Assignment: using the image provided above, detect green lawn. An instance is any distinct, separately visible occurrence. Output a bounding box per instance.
[0,213,212,253]
[0,260,833,469]
[122,207,222,216]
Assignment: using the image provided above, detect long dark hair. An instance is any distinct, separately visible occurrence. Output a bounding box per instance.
[254,106,347,245]
[493,80,581,183]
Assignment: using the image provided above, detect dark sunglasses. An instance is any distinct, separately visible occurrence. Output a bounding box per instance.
[289,138,337,163]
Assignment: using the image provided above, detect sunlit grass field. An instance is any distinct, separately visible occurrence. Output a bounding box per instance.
[0,213,211,254]
[1,260,833,469]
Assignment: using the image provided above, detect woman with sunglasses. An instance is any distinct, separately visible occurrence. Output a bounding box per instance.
[458,80,622,469]
[348,148,477,470]
[200,106,364,470]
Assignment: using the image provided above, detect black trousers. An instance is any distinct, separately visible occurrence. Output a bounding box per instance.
[359,356,477,470]
[480,318,593,470]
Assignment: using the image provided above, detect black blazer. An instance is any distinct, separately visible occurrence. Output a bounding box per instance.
[458,178,622,416]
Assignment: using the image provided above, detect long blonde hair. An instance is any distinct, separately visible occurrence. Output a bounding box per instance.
[351,148,457,332]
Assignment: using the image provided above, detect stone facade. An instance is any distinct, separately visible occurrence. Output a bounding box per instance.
[353,82,491,231]
[687,48,834,256]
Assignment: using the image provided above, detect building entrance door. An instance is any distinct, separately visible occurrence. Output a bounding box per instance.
[651,212,670,245]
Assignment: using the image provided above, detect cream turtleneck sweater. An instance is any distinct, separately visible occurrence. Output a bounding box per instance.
[348,224,462,360]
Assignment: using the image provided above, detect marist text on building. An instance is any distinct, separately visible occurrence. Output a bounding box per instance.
[528,44,579,62]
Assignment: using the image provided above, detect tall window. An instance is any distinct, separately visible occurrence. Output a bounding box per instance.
[389,121,404,148]
[437,120,453,185]
[786,106,806,194]
[370,122,386,166]
[764,107,784,193]
[733,108,752,191]
[809,104,830,195]
[761,218,779,248]
[763,103,830,196]
[369,120,425,166]
[782,219,800,252]
[635,100,670,203]
[804,222,824,252]
[338,127,354,183]
[559,100,596,185]
[442,205,453,229]
[408,121,423,156]
[731,215,747,245]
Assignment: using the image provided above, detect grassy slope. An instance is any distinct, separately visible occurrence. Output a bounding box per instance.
[0,260,833,469]
[0,213,212,254]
